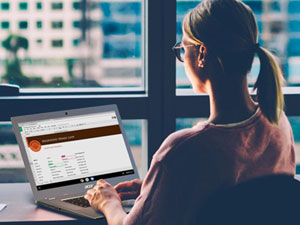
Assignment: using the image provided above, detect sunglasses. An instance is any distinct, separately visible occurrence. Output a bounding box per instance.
[172,42,204,62]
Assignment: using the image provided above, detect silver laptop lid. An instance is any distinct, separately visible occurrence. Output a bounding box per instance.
[11,105,139,201]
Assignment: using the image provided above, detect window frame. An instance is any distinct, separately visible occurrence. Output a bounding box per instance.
[0,0,300,178]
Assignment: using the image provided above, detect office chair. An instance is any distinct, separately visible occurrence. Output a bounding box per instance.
[197,175,300,225]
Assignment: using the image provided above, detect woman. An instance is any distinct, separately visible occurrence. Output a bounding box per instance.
[85,0,295,224]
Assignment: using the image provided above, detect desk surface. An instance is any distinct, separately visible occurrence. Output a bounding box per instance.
[0,183,108,224]
[2,176,300,224]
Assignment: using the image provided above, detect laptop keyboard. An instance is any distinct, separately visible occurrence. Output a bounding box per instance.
[63,196,90,208]
[62,196,135,208]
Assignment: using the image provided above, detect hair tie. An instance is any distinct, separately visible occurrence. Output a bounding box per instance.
[253,43,260,52]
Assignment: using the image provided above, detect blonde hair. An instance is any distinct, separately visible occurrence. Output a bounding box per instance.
[183,0,284,125]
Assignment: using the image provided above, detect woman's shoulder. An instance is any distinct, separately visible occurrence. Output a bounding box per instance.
[153,121,211,162]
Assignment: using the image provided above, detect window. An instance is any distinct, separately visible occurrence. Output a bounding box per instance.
[36,21,42,29]
[0,1,148,182]
[0,2,143,89]
[51,39,63,48]
[1,21,9,29]
[270,1,281,12]
[51,2,63,10]
[176,0,300,88]
[73,38,81,47]
[36,2,42,10]
[19,2,28,10]
[73,1,81,10]
[289,1,300,14]
[1,2,9,10]
[51,21,63,29]
[19,21,28,29]
[72,20,81,29]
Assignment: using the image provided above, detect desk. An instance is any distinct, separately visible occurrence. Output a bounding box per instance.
[0,183,108,224]
[2,176,300,224]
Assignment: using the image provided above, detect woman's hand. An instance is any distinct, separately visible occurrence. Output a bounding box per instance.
[114,179,143,200]
[85,179,123,215]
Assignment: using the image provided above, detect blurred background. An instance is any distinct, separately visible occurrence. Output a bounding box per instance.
[0,0,299,182]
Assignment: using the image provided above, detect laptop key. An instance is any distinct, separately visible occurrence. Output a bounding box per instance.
[63,196,135,208]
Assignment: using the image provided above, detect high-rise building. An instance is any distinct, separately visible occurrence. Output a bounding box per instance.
[0,0,104,86]
[0,1,143,88]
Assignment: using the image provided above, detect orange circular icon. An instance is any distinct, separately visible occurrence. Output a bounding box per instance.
[29,140,41,152]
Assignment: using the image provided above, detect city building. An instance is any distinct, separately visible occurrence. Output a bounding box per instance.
[0,0,142,88]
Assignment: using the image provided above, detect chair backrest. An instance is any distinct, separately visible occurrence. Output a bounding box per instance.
[197,175,300,225]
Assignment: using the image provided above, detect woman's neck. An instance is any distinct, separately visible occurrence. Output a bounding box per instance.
[207,77,257,125]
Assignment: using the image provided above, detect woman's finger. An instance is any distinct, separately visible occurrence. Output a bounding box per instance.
[85,188,96,200]
[97,179,109,186]
[114,181,133,192]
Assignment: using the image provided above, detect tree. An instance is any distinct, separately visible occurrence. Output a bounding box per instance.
[1,34,30,86]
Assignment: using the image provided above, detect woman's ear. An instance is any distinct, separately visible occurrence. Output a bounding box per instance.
[197,44,207,68]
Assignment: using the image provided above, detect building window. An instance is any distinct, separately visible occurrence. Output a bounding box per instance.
[72,20,81,29]
[51,21,63,29]
[36,21,42,29]
[72,38,81,47]
[1,2,9,10]
[73,1,81,10]
[19,2,28,10]
[19,21,28,29]
[1,21,9,29]
[51,2,63,10]
[36,2,42,10]
[51,39,63,48]
[36,39,43,46]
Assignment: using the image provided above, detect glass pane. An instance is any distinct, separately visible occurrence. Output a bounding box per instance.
[36,2,42,10]
[176,117,300,174]
[289,117,300,174]
[0,1,143,90]
[0,120,144,183]
[19,2,28,10]
[1,2,10,10]
[176,0,300,89]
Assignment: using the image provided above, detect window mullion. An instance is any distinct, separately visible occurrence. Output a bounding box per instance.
[162,0,177,137]
[0,96,149,121]
[146,0,165,166]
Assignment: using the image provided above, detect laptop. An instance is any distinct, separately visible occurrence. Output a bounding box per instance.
[11,104,139,219]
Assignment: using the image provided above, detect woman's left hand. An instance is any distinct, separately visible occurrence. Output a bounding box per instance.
[84,179,122,214]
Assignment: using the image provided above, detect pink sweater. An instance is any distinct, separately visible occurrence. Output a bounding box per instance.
[124,108,295,225]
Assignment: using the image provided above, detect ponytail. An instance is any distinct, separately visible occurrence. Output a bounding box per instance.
[253,46,285,125]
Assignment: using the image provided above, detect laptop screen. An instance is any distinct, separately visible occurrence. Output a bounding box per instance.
[18,111,134,191]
